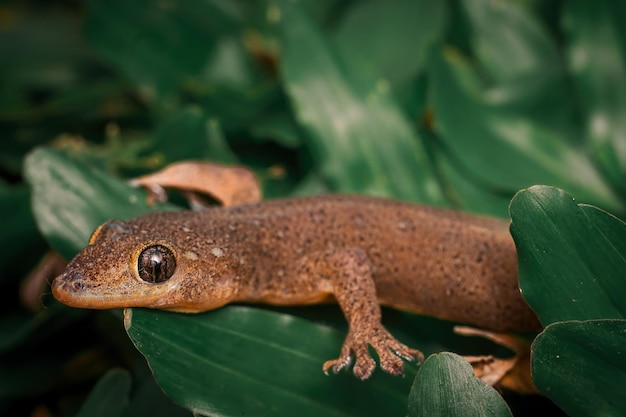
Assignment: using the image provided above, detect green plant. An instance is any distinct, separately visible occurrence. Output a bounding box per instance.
[1,0,624,416]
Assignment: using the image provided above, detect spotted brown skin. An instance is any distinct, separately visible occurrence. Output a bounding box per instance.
[53,195,540,380]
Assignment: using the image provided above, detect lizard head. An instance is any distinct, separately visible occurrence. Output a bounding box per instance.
[52,212,241,312]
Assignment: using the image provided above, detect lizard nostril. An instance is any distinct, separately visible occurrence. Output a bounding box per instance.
[55,270,90,294]
[71,280,86,292]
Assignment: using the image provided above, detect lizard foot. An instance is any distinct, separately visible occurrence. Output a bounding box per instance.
[323,326,423,380]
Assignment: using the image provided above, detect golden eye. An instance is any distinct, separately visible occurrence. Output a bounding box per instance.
[137,245,176,283]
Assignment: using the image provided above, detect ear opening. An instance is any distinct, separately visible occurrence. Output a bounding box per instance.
[89,219,127,244]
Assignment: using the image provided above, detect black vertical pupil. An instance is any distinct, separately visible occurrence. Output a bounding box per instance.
[148,251,163,273]
[138,245,176,283]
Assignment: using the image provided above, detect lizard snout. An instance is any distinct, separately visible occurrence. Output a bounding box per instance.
[52,270,91,305]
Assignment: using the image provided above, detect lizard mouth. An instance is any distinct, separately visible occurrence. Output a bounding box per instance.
[51,271,108,309]
[51,270,169,310]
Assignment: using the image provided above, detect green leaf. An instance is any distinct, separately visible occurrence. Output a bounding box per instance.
[428,50,621,212]
[0,183,46,282]
[407,352,512,417]
[75,369,131,417]
[335,0,447,86]
[125,306,415,417]
[0,6,97,112]
[461,0,578,137]
[510,185,626,326]
[531,320,626,417]
[85,0,242,99]
[151,106,238,164]
[23,147,173,259]
[198,82,284,135]
[276,0,445,204]
[127,365,192,417]
[564,0,626,194]
[203,36,260,89]
[435,148,513,218]
[249,113,303,149]
[461,0,558,83]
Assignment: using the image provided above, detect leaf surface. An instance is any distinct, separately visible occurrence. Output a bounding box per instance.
[277,0,444,204]
[407,352,511,417]
[76,369,131,417]
[510,185,626,326]
[125,306,415,417]
[532,320,626,417]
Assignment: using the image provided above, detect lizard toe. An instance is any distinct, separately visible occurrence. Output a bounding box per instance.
[352,354,376,380]
[393,344,424,364]
[377,347,406,376]
[323,351,353,375]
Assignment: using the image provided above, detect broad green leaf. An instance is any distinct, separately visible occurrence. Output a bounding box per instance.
[482,69,579,139]
[0,183,46,282]
[203,36,260,89]
[151,106,238,164]
[75,369,131,417]
[428,50,621,212]
[564,0,626,194]
[436,153,512,219]
[0,6,98,113]
[407,352,511,417]
[335,0,447,86]
[462,0,558,83]
[510,185,626,326]
[249,112,303,149]
[85,0,242,99]
[125,306,415,417]
[276,0,445,204]
[23,148,173,259]
[463,0,578,139]
[127,365,192,417]
[531,320,626,417]
[198,82,284,136]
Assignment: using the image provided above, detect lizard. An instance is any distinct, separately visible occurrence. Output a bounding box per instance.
[52,161,540,382]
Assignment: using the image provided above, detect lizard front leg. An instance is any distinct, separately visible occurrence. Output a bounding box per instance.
[297,248,423,380]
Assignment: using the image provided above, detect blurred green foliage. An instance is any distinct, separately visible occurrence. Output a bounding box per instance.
[1,0,624,416]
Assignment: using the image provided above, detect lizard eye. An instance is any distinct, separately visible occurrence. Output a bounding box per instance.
[138,245,177,283]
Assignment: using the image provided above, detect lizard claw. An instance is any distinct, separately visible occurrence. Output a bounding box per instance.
[322,354,354,376]
[323,341,360,376]
[323,327,423,380]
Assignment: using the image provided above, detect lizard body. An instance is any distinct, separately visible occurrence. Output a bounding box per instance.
[52,163,539,379]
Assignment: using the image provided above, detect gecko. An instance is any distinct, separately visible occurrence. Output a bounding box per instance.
[52,162,540,381]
